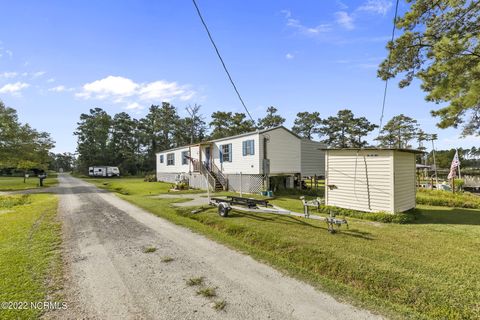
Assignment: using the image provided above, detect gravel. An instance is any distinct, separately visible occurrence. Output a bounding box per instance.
[46,174,382,320]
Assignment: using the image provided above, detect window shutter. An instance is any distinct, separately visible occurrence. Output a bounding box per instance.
[242,141,247,156]
[228,144,232,162]
[219,146,223,163]
[251,140,255,155]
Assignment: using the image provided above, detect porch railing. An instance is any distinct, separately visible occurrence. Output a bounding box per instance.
[198,160,216,191]
[211,162,228,190]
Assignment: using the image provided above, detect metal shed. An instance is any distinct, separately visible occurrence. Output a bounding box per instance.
[324,148,423,213]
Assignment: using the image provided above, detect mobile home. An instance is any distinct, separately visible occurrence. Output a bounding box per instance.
[156,126,326,193]
[324,148,422,213]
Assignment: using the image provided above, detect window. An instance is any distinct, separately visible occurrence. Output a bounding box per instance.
[159,155,164,163]
[166,153,175,166]
[242,139,255,156]
[181,151,189,165]
[219,144,232,163]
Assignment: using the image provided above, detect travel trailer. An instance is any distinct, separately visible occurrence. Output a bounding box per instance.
[88,166,120,177]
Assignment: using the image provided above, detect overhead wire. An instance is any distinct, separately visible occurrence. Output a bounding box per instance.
[191,0,255,124]
[378,0,401,135]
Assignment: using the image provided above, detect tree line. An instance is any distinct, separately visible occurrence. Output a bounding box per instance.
[74,102,441,175]
[0,101,55,177]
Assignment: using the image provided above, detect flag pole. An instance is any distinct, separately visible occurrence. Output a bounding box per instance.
[457,149,462,179]
[431,137,439,188]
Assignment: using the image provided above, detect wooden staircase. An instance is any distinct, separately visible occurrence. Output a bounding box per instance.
[191,158,228,192]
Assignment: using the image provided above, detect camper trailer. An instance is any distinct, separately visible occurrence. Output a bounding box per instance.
[88,166,120,177]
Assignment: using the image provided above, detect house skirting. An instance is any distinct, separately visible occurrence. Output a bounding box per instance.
[156,172,179,183]
[226,174,264,194]
[156,172,266,194]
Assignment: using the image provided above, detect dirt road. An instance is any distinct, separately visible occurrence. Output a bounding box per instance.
[50,174,381,320]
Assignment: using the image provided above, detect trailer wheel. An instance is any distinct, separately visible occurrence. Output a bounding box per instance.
[218,202,230,217]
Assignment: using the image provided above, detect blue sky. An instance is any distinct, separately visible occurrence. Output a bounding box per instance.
[1,0,478,153]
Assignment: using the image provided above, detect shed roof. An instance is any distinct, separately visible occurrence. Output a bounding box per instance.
[322,147,424,154]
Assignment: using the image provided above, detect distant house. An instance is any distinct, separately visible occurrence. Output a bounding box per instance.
[156,126,325,193]
[324,148,422,213]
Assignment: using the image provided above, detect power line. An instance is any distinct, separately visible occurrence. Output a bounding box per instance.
[191,0,255,124]
[378,0,401,134]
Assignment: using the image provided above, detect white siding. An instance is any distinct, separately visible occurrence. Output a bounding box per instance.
[301,140,326,177]
[394,151,416,212]
[156,145,199,174]
[264,128,301,174]
[325,150,394,212]
[211,133,262,174]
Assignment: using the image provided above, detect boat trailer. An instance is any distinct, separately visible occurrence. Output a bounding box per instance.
[209,195,348,233]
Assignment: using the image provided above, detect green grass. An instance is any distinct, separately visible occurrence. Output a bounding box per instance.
[213,300,226,311]
[142,246,157,253]
[84,177,480,319]
[0,175,58,191]
[186,277,204,286]
[196,287,217,298]
[161,256,174,263]
[417,189,480,209]
[0,194,62,320]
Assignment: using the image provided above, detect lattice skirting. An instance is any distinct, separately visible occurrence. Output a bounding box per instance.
[226,174,265,194]
[156,172,179,183]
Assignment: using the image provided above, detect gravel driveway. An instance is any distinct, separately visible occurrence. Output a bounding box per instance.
[48,174,381,320]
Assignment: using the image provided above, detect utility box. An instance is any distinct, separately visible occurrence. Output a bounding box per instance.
[324,148,422,213]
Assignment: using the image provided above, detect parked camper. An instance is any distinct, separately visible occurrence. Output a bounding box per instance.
[88,166,120,177]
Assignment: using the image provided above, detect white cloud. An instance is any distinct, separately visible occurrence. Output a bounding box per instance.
[47,78,55,83]
[0,82,30,95]
[285,53,294,59]
[48,85,73,92]
[335,11,355,30]
[125,102,143,110]
[76,75,195,104]
[336,1,349,10]
[138,80,188,101]
[32,71,46,78]
[358,0,392,15]
[76,75,138,99]
[283,11,331,36]
[0,72,17,78]
[280,9,291,19]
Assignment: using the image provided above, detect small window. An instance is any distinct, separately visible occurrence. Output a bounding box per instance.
[181,151,189,165]
[220,144,232,163]
[242,140,255,156]
[159,155,164,163]
[167,153,175,166]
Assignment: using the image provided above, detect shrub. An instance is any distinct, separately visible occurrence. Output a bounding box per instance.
[416,189,480,209]
[317,205,416,224]
[144,174,157,182]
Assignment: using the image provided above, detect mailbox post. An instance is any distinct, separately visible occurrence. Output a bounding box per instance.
[38,173,47,187]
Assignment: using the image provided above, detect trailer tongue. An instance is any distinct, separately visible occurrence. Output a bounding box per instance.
[209,195,348,234]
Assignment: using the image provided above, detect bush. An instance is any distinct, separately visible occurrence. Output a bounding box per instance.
[317,205,416,224]
[416,189,480,209]
[144,174,157,182]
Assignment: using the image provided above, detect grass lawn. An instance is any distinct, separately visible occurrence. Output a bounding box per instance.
[0,174,58,191]
[85,177,480,319]
[0,194,63,319]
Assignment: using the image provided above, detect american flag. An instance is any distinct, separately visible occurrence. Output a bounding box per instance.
[447,150,461,179]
